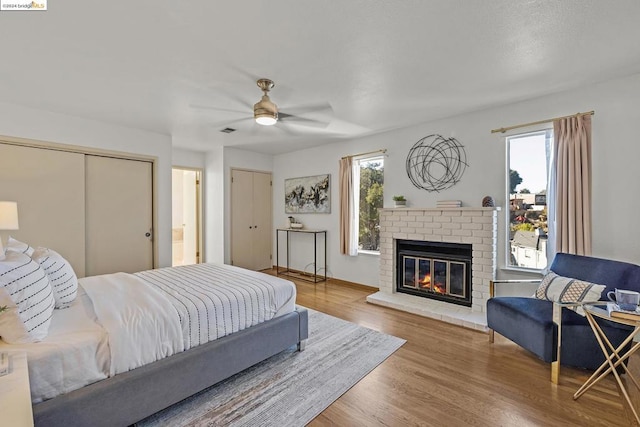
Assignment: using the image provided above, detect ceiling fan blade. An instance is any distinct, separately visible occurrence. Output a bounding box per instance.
[283,102,333,117]
[226,66,297,104]
[227,65,261,82]
[208,85,254,110]
[190,104,248,115]
[273,122,298,136]
[248,122,263,136]
[279,112,331,128]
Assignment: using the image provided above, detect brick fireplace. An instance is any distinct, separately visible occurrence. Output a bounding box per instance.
[366,207,499,331]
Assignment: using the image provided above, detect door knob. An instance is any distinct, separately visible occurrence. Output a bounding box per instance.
[145,232,151,237]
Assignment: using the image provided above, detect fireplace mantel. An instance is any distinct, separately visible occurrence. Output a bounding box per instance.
[367,206,500,331]
[379,207,501,213]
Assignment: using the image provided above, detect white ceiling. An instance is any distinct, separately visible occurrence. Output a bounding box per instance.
[1,1,640,155]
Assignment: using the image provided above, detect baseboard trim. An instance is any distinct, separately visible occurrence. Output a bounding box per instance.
[269,266,378,292]
[327,276,378,291]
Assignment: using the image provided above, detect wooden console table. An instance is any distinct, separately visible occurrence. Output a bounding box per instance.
[276,228,327,283]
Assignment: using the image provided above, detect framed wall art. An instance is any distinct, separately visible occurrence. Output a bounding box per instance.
[284,174,330,213]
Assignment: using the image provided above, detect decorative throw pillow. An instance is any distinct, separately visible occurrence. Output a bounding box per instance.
[31,247,78,309]
[535,271,605,315]
[0,250,55,343]
[5,237,35,256]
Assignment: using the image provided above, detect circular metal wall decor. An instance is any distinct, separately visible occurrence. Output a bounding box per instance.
[406,134,468,192]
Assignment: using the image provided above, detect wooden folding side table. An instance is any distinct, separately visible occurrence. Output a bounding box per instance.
[574,304,640,423]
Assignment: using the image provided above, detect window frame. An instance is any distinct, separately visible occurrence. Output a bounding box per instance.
[354,155,384,255]
[505,128,553,272]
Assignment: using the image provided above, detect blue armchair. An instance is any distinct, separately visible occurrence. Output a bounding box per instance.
[487,253,640,383]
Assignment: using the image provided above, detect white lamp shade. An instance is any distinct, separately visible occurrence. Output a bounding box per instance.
[0,201,19,230]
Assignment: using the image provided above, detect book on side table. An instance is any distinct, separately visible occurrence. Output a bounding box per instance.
[607,302,640,321]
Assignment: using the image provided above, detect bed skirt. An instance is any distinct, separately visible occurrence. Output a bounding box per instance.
[33,306,309,427]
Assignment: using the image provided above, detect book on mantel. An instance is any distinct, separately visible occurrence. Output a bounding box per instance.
[436,200,462,208]
[606,302,640,321]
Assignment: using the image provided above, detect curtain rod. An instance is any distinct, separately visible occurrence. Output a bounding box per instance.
[491,111,595,134]
[341,149,387,160]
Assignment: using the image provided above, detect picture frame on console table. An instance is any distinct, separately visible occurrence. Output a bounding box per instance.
[284,174,330,214]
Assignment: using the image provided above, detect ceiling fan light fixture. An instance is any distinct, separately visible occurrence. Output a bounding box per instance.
[254,78,278,126]
[254,93,278,126]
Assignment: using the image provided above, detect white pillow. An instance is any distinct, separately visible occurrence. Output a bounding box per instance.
[535,271,605,316]
[31,247,78,309]
[0,250,55,343]
[5,237,35,256]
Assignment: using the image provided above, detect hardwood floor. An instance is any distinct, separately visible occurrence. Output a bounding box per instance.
[279,275,639,426]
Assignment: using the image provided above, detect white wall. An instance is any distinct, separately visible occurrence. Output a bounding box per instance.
[274,142,381,284]
[15,70,636,282]
[0,101,173,268]
[273,72,640,287]
[172,147,206,169]
[200,146,275,265]
[204,147,225,263]
[171,170,184,229]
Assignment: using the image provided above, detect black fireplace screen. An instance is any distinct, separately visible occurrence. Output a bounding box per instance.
[396,240,472,307]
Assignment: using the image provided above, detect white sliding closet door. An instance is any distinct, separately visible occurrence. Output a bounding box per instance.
[85,155,154,275]
[0,143,86,277]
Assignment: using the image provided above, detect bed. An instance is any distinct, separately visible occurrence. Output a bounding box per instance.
[0,262,308,427]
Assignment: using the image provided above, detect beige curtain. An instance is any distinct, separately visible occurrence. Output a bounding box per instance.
[339,157,357,255]
[553,114,592,255]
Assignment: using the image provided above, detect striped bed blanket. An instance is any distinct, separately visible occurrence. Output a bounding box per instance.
[134,263,297,349]
[81,263,297,375]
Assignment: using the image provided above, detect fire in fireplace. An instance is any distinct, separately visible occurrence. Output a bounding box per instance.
[396,240,472,307]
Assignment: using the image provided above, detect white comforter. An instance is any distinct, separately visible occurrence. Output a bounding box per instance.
[81,273,184,376]
[0,263,297,403]
[0,288,110,403]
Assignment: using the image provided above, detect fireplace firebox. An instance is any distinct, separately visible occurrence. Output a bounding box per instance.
[396,240,472,307]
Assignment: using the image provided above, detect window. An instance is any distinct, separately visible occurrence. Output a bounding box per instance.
[506,129,552,270]
[356,156,384,252]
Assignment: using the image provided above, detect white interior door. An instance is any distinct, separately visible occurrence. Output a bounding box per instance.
[253,171,272,270]
[0,143,87,277]
[85,155,154,275]
[230,169,255,269]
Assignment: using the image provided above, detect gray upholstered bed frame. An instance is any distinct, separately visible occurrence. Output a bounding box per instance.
[32,306,308,427]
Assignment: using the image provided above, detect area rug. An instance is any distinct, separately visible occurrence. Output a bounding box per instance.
[137,308,405,427]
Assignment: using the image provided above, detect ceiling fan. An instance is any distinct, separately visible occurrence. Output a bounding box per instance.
[192,78,333,132]
[253,78,278,126]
